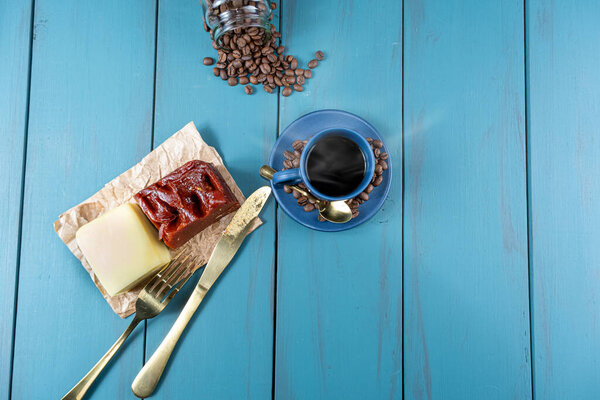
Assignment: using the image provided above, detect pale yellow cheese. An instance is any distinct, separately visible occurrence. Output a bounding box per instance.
[76,203,172,296]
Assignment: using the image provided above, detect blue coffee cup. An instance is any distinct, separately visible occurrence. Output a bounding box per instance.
[272,128,376,201]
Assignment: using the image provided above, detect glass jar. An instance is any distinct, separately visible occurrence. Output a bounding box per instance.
[201,0,272,48]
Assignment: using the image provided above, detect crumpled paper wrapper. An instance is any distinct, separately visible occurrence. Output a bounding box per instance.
[54,122,260,318]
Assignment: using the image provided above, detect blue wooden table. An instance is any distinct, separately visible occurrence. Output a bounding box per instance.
[2,0,599,399]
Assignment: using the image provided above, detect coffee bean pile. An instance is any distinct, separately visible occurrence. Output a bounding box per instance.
[280,138,388,221]
[202,1,323,95]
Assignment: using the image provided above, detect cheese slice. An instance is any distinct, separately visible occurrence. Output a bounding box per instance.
[76,203,172,296]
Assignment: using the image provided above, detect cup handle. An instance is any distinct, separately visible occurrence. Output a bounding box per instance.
[272,168,302,185]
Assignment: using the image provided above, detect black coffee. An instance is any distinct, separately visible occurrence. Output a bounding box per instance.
[305,134,366,197]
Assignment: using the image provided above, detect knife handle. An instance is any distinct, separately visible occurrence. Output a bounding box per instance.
[131,284,208,398]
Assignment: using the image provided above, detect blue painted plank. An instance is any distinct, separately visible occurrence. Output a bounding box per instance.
[0,1,33,398]
[527,1,600,398]
[10,1,157,399]
[274,1,403,399]
[404,1,531,399]
[143,0,277,398]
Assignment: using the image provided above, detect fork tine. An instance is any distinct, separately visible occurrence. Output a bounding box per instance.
[161,272,194,305]
[155,255,200,299]
[146,253,192,295]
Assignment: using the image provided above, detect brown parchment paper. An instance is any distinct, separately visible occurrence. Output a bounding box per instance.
[54,122,261,318]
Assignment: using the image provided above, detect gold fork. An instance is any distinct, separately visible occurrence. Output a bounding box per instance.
[62,253,199,400]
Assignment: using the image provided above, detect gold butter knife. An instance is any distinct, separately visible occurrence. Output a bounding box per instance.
[131,186,272,398]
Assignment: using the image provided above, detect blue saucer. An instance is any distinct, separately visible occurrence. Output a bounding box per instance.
[269,109,392,232]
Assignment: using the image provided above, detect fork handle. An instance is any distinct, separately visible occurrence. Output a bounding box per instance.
[131,285,208,398]
[62,316,142,400]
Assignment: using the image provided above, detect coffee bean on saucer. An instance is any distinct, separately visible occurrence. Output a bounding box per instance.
[203,57,214,65]
[366,137,373,143]
[284,150,294,160]
[297,196,308,206]
[318,214,326,222]
[292,190,301,199]
[374,148,381,157]
[283,185,292,194]
[375,164,383,175]
[373,139,383,148]
[380,160,388,170]
[292,140,303,150]
[315,50,325,61]
[308,59,318,68]
[282,87,292,96]
[303,203,315,212]
[244,85,253,95]
[352,210,359,218]
[283,160,293,169]
[365,184,374,194]
[298,182,306,189]
[359,192,369,201]
[373,175,383,186]
[380,152,388,160]
[292,158,300,168]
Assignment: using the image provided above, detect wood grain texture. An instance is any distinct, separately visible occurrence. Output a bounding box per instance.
[528,1,600,398]
[0,1,33,398]
[274,1,403,399]
[403,1,531,399]
[143,0,277,398]
[10,1,157,398]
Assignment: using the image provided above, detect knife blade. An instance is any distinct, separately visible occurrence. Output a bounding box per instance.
[131,186,271,398]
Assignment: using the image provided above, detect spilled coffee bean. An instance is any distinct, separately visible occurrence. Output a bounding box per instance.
[202,1,325,97]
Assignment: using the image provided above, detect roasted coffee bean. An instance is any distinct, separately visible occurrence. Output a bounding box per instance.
[285,69,295,77]
[294,149,302,158]
[228,77,238,86]
[295,68,304,76]
[292,158,300,168]
[359,192,369,201]
[318,214,326,222]
[304,69,312,78]
[290,58,298,69]
[380,160,388,170]
[277,45,285,54]
[285,76,296,84]
[296,75,305,85]
[373,139,383,148]
[239,76,249,85]
[215,62,226,69]
[297,196,308,206]
[237,38,247,48]
[352,210,359,218]
[284,150,294,160]
[283,185,292,194]
[373,175,383,186]
[283,159,293,168]
[244,85,253,95]
[274,76,283,86]
[267,74,274,84]
[293,84,304,92]
[308,59,318,68]
[315,50,325,60]
[292,190,301,199]
[220,70,228,80]
[365,184,374,194]
[249,75,259,84]
[213,67,220,76]
[380,152,389,160]
[260,63,271,74]
[374,148,381,157]
[375,164,383,175]
[303,203,315,212]
[264,85,273,93]
[203,57,214,65]
[232,59,243,69]
[282,87,293,96]
[292,140,303,150]
[270,2,277,10]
